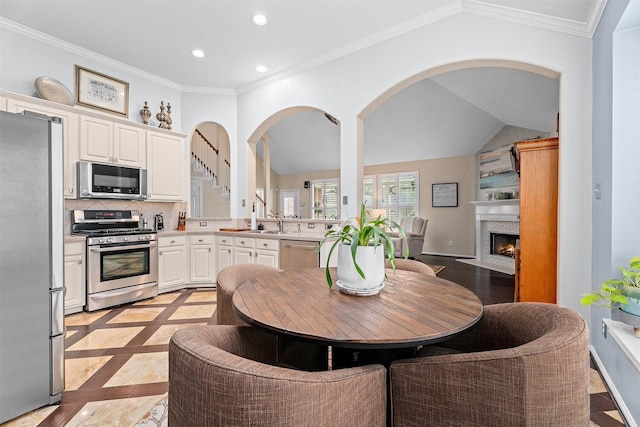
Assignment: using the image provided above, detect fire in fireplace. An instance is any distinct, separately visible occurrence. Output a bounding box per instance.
[490,232,519,258]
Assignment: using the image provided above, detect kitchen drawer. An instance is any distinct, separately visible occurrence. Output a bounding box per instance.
[233,236,255,248]
[190,234,214,245]
[216,235,233,246]
[158,235,186,247]
[255,238,279,251]
[64,241,84,256]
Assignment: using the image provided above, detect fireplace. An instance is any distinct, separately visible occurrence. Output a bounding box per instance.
[457,200,520,275]
[490,233,518,258]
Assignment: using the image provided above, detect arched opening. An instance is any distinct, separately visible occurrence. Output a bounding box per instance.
[189,121,231,218]
[247,106,341,218]
[356,59,559,257]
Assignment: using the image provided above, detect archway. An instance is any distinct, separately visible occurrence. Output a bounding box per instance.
[247,106,341,218]
[189,121,231,218]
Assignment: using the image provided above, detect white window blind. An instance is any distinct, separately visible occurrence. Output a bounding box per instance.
[377,172,418,222]
[311,179,340,219]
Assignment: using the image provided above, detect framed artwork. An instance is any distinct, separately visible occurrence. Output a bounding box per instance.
[479,143,520,189]
[75,65,129,117]
[432,182,458,207]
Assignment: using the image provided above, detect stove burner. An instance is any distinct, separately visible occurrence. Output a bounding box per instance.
[76,228,156,237]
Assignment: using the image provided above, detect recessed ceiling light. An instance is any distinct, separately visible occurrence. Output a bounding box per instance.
[192,49,205,58]
[252,14,268,26]
[256,65,268,73]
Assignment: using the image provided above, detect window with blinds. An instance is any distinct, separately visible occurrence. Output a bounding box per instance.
[377,172,418,222]
[363,175,376,208]
[311,179,340,219]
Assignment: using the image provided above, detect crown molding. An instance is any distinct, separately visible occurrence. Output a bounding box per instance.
[0,17,184,91]
[2,0,607,96]
[463,0,607,38]
[236,1,464,94]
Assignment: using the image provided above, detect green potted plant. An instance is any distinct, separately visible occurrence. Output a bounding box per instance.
[581,256,640,317]
[319,203,408,293]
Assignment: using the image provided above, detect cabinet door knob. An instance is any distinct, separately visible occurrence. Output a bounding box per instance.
[208,248,211,252]
[199,239,203,242]
[171,240,176,244]
[77,259,82,265]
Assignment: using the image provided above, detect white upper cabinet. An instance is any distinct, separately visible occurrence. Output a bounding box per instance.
[79,116,146,168]
[146,130,185,201]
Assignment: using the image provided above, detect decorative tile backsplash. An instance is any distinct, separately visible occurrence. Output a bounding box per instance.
[64,200,186,234]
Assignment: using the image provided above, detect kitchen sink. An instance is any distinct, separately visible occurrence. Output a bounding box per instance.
[249,230,287,234]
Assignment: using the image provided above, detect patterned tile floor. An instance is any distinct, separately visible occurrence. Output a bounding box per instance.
[1,288,628,426]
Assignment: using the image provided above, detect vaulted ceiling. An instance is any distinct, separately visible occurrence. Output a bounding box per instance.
[0,1,603,173]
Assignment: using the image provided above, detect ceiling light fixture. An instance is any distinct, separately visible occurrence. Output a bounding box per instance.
[256,65,268,73]
[191,49,205,58]
[252,14,268,25]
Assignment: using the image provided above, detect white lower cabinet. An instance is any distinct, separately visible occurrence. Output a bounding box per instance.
[215,235,233,279]
[254,238,279,268]
[158,235,188,293]
[189,235,215,285]
[64,241,85,315]
[232,236,279,267]
[233,236,255,265]
[214,235,280,281]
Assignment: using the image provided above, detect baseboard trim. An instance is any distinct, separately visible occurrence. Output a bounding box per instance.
[590,345,637,427]
[421,251,472,258]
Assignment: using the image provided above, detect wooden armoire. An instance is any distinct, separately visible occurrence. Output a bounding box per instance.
[514,137,558,303]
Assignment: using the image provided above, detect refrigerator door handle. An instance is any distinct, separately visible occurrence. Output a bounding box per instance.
[50,334,64,399]
[50,288,65,337]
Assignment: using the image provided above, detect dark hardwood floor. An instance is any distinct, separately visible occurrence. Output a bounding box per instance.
[416,254,516,305]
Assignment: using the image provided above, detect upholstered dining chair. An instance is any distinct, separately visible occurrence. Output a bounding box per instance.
[390,216,428,259]
[385,258,435,276]
[215,263,327,371]
[169,325,387,427]
[389,302,590,427]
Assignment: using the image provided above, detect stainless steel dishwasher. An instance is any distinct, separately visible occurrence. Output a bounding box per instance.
[279,240,320,270]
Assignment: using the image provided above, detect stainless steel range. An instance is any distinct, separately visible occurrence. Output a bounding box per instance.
[72,210,158,311]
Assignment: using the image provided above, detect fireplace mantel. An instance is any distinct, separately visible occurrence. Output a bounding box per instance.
[470,200,519,221]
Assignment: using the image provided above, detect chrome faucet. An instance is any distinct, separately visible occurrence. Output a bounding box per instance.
[269,210,285,232]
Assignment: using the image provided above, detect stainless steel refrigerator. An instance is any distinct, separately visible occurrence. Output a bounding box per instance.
[0,110,65,423]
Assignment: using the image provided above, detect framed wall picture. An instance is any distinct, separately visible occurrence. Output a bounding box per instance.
[432,182,458,207]
[75,65,129,117]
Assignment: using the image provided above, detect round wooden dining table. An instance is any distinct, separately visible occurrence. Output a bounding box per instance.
[232,267,483,350]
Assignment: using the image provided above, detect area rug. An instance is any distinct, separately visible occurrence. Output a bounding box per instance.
[428,265,445,275]
[134,395,168,427]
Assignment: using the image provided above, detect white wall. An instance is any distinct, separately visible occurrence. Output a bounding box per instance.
[237,10,594,317]
[591,0,639,423]
[0,23,184,131]
[0,8,607,317]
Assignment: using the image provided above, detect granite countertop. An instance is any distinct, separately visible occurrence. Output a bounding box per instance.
[158,229,326,242]
[216,230,326,242]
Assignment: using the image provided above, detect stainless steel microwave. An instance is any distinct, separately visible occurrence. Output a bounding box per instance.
[77,161,147,200]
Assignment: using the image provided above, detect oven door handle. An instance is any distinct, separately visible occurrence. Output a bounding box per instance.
[89,282,157,300]
[89,243,153,252]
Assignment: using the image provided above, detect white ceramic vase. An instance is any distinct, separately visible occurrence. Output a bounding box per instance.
[336,243,385,291]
